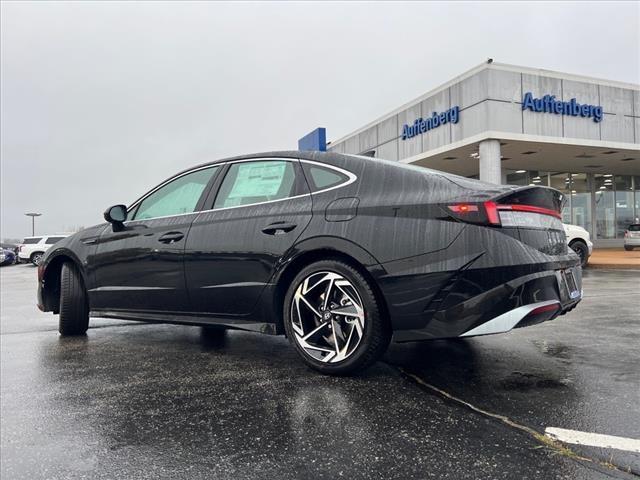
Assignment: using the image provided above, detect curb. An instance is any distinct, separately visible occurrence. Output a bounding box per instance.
[586,264,640,271]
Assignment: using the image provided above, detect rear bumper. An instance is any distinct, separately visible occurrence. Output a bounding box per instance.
[624,238,640,246]
[388,265,581,342]
[459,299,563,337]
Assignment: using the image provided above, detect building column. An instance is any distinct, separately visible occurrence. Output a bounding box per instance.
[479,139,502,184]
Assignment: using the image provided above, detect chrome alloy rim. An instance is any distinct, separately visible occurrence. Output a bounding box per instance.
[290,271,365,363]
[572,245,585,263]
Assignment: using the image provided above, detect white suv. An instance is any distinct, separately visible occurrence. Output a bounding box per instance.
[564,224,593,267]
[18,235,69,266]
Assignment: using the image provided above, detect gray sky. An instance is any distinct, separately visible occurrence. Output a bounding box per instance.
[1,1,639,240]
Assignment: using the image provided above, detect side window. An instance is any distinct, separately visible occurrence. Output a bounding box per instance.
[304,165,348,192]
[45,236,66,244]
[214,160,296,209]
[133,166,218,221]
[22,238,42,244]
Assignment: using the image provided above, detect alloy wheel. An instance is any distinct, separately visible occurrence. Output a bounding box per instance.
[571,244,585,265]
[32,254,43,266]
[290,271,365,363]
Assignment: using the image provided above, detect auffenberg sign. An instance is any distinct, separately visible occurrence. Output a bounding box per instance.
[522,92,603,123]
[401,106,460,140]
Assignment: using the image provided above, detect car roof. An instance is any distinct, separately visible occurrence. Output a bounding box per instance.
[182,150,348,174]
[23,234,70,239]
[174,149,453,181]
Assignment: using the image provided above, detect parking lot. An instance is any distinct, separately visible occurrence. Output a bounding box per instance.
[1,263,639,479]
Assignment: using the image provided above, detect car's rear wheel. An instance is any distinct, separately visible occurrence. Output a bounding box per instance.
[30,252,44,266]
[59,262,89,335]
[624,245,634,251]
[569,241,588,267]
[283,260,390,375]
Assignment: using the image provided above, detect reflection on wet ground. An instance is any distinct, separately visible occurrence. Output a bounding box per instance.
[386,269,640,474]
[1,265,639,479]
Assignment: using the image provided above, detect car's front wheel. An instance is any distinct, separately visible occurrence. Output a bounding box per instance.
[283,260,390,375]
[58,262,89,335]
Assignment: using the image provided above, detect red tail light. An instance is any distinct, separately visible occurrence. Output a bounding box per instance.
[529,302,561,316]
[446,201,562,228]
[483,201,500,225]
[447,204,479,214]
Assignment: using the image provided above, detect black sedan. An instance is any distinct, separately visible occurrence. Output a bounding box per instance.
[37,151,582,375]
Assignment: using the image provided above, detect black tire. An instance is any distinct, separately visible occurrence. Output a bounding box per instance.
[200,326,227,347]
[569,241,588,267]
[624,245,634,251]
[283,260,390,375]
[30,252,44,266]
[59,262,89,335]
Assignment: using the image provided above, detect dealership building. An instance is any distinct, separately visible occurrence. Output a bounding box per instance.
[317,61,640,247]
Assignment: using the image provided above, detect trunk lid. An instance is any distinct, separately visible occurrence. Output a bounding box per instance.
[443,184,568,256]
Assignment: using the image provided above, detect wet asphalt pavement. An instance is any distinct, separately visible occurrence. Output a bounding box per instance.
[1,264,639,479]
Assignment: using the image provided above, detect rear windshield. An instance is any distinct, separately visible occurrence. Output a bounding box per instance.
[22,238,42,244]
[629,225,640,231]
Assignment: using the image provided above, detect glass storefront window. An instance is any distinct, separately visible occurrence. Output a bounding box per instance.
[570,173,592,233]
[503,173,638,241]
[505,171,528,186]
[594,174,615,239]
[505,170,549,187]
[550,173,572,224]
[635,176,640,224]
[615,176,634,238]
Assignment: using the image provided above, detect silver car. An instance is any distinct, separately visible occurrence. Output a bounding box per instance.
[624,224,640,251]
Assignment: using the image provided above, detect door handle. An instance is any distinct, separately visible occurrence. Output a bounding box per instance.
[158,231,185,244]
[261,222,297,235]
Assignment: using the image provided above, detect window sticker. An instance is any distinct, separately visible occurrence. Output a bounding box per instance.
[227,162,286,200]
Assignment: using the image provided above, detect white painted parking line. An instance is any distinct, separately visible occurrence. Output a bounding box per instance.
[545,427,640,453]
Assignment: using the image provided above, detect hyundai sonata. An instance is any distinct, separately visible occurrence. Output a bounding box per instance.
[38,151,582,374]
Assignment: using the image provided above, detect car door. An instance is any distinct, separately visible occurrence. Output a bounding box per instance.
[90,165,220,312]
[185,158,312,316]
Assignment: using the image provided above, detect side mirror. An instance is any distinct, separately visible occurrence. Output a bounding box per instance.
[104,204,128,227]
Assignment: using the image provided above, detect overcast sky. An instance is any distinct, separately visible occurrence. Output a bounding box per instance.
[1,1,639,240]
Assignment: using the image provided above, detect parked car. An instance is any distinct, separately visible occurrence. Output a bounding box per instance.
[624,224,640,251]
[0,243,18,262]
[18,235,69,266]
[37,151,582,375]
[563,223,592,267]
[0,249,16,266]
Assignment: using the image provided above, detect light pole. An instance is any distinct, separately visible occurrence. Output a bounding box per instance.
[25,212,42,236]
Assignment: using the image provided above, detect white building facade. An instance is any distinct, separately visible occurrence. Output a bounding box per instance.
[326,62,640,247]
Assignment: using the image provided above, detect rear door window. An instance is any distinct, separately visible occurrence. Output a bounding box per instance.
[214,160,296,209]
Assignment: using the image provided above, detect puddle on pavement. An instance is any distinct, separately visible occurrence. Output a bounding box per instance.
[533,340,574,359]
[500,371,572,391]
